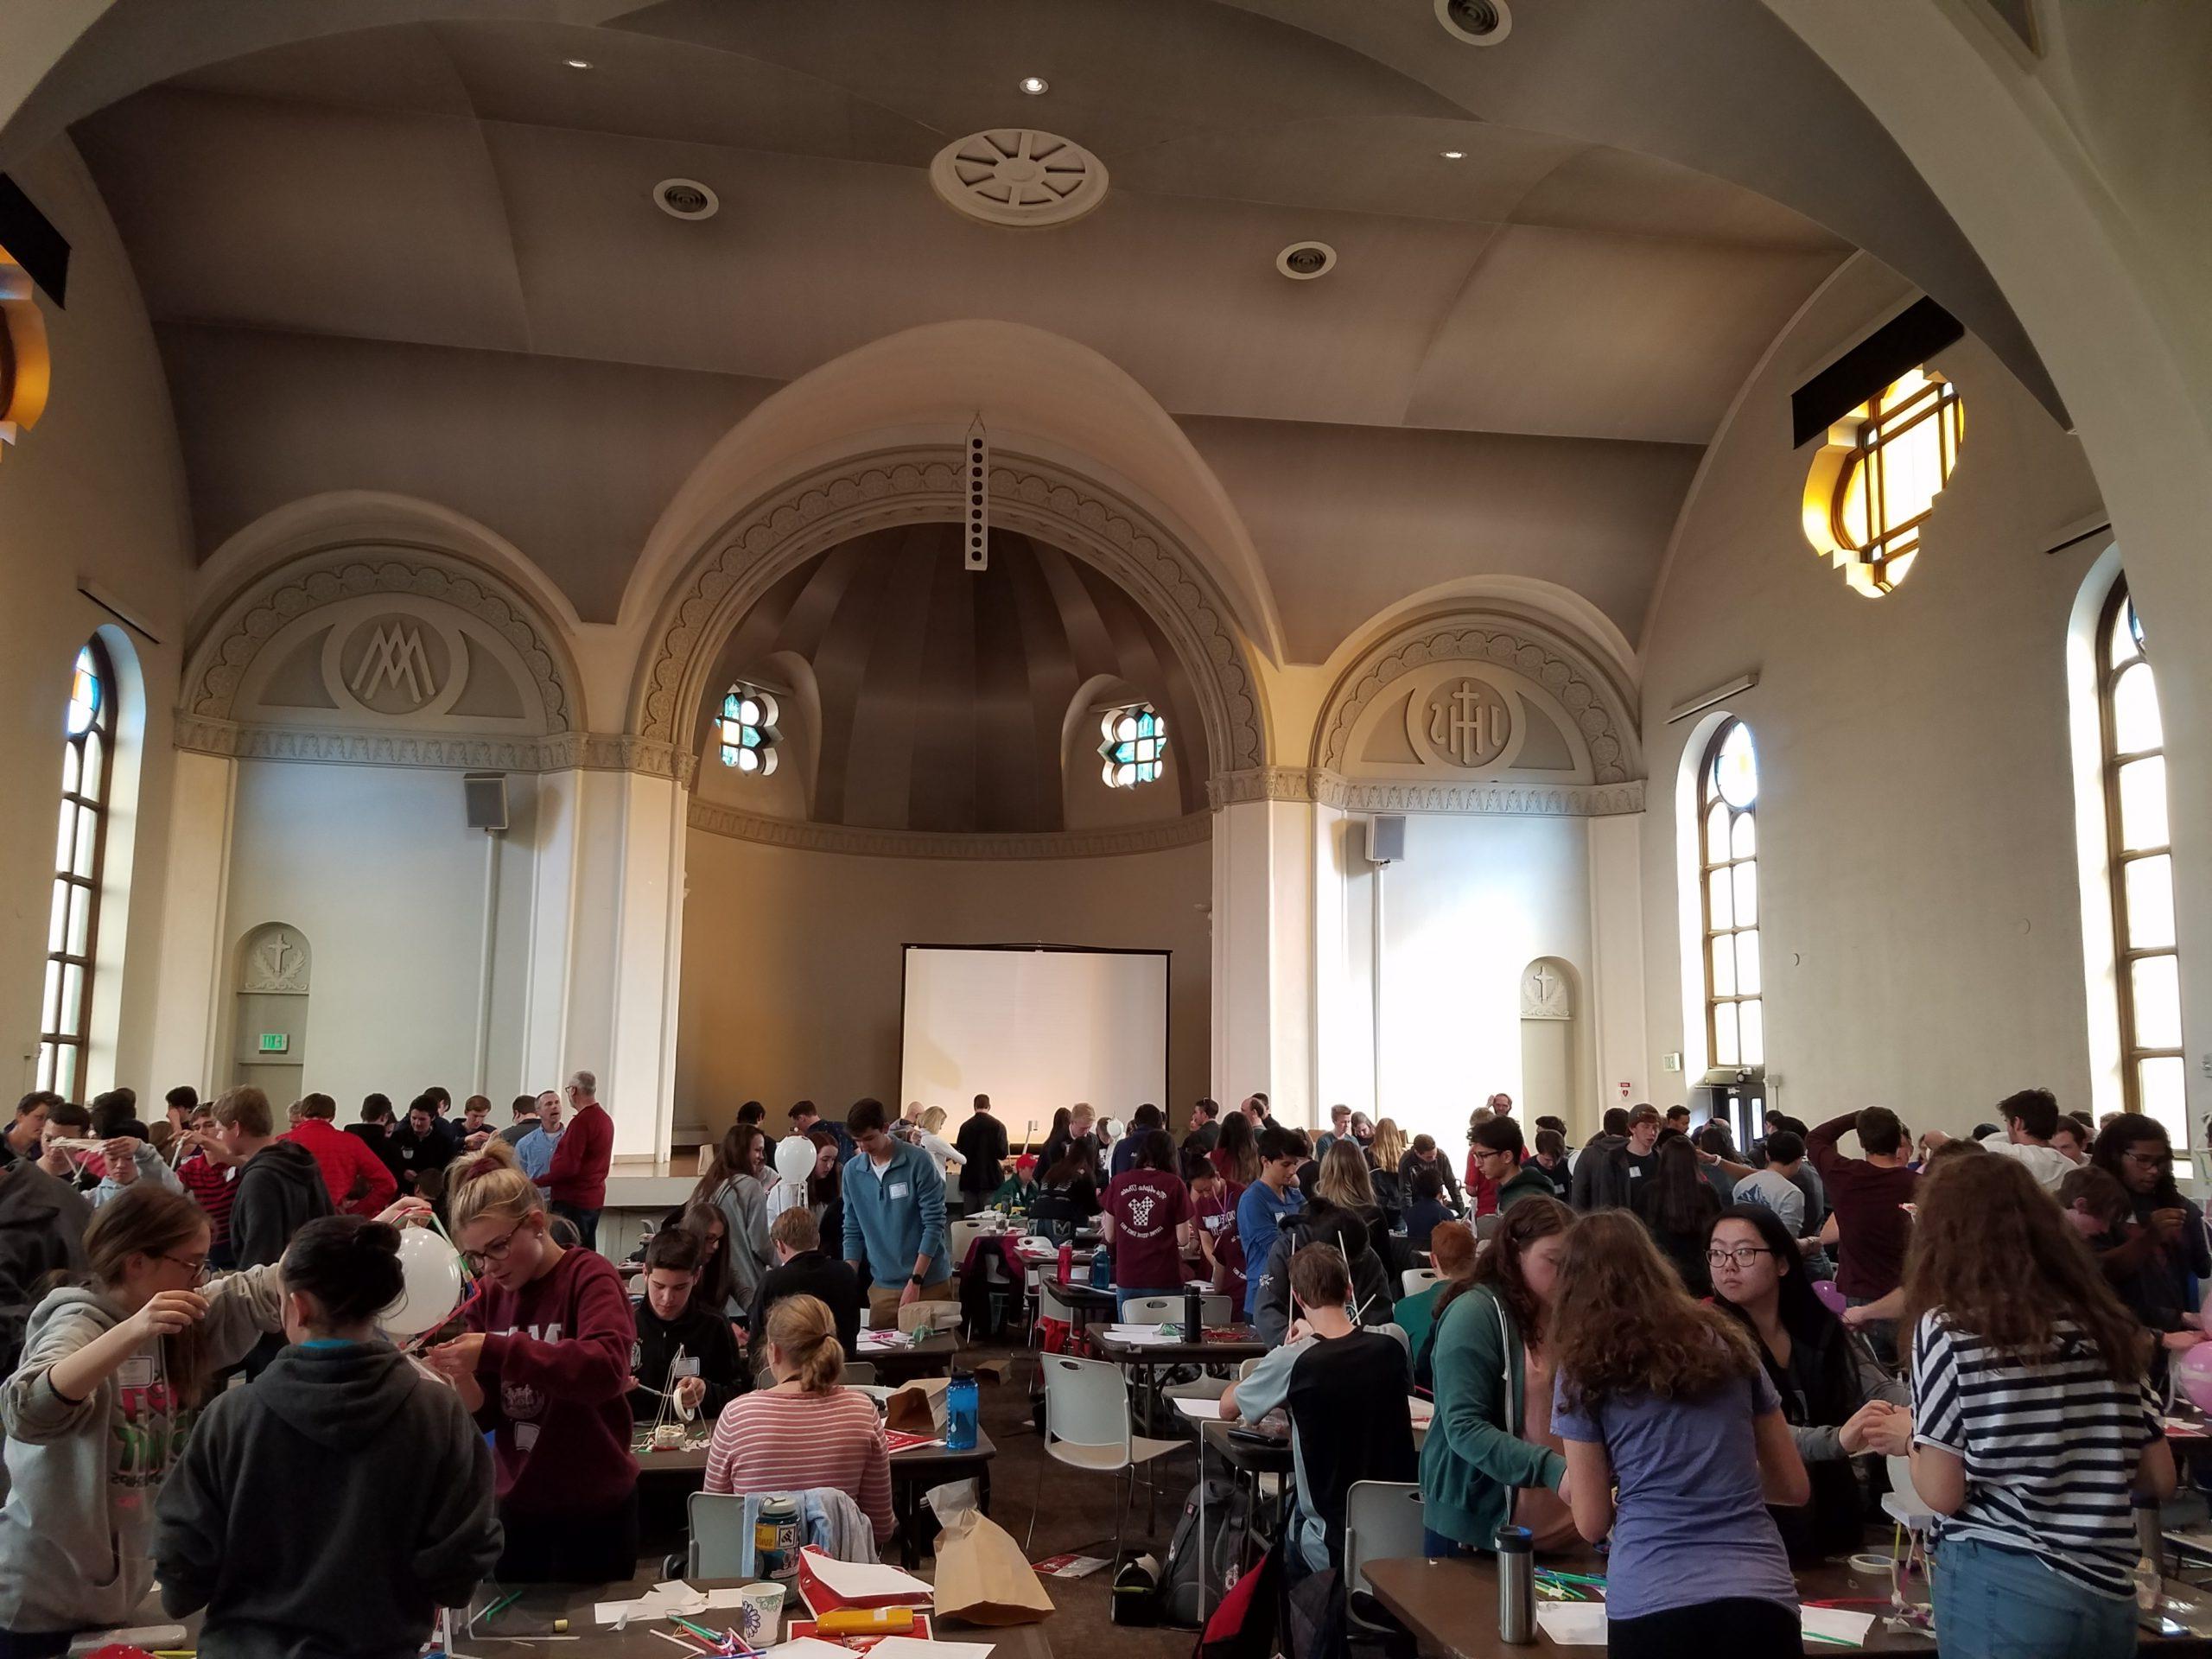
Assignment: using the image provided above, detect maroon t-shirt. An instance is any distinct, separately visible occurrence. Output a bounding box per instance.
[1104,1167,1195,1293]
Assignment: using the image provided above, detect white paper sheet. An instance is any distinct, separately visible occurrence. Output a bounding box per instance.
[766,1638,862,1659]
[1533,1603,1607,1644]
[1175,1396,1228,1420]
[799,1550,934,1603]
[594,1585,710,1624]
[865,1638,996,1659]
[69,1628,188,1655]
[1801,1605,1877,1646]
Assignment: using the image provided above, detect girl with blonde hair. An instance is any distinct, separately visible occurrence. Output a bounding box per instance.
[424,1141,636,1584]
[703,1294,893,1545]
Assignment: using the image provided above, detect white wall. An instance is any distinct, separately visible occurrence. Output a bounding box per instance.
[217,760,543,1106]
[0,137,193,1097]
[1637,257,2107,1132]
[677,829,1211,1142]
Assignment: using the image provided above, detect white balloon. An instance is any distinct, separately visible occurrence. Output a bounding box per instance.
[379,1227,466,1337]
[774,1135,817,1188]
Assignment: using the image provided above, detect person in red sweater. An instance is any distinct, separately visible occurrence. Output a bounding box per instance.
[538,1070,613,1250]
[173,1103,239,1268]
[283,1092,397,1219]
[1804,1107,1918,1364]
[426,1141,637,1583]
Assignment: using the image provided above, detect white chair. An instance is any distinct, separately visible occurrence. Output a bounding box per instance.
[1027,1353,1180,1562]
[947,1216,987,1265]
[686,1491,753,1578]
[1343,1481,1427,1634]
[1400,1268,1443,1298]
[1120,1293,1234,1326]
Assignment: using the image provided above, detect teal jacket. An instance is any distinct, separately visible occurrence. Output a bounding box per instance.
[1417,1282,1567,1551]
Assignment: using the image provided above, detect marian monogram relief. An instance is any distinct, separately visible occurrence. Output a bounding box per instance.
[348,623,438,709]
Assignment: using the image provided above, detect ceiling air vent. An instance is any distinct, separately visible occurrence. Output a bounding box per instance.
[930,129,1109,228]
[1435,0,1513,45]
[653,178,719,220]
[1275,241,1337,281]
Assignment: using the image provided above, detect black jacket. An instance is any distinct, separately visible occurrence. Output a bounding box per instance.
[346,1122,409,1186]
[629,1300,746,1425]
[952,1113,1008,1198]
[0,1159,89,1376]
[389,1122,457,1192]
[1568,1135,1630,1211]
[1253,1204,1396,1348]
[231,1141,335,1269]
[749,1249,865,1357]
[155,1338,501,1658]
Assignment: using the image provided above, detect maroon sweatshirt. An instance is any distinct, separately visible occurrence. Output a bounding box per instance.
[543,1101,613,1211]
[465,1243,637,1516]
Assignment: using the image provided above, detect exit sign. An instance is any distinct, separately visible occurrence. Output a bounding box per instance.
[257,1033,289,1054]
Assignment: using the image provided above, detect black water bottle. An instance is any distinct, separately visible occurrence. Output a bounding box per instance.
[1184,1286,1205,1341]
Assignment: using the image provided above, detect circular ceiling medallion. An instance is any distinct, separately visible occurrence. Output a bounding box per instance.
[1275,241,1338,280]
[929,129,1109,227]
[653,178,719,220]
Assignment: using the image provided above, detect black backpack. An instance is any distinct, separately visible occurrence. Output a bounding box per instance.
[1155,1473,1255,1629]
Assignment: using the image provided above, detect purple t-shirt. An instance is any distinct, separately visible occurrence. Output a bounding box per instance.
[1551,1363,1797,1622]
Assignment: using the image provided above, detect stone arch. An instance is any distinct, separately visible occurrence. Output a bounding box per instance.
[1311,603,1642,785]
[630,446,1268,790]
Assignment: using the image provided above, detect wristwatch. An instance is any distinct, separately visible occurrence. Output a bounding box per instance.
[908,1272,925,1286]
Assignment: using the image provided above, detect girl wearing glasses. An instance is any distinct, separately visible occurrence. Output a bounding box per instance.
[1706,1205,1909,1561]
[1550,1211,1809,1659]
[2088,1112,2209,1358]
[423,1141,637,1584]
[0,1185,284,1657]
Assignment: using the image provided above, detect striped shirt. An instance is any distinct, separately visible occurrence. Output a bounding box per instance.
[703,1386,893,1544]
[176,1154,237,1245]
[1910,1310,2162,1599]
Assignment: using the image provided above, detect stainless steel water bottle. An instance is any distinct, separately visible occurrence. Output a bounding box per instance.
[1495,1523,1535,1644]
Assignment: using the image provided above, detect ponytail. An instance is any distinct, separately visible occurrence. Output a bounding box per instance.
[447,1137,543,1233]
[766,1294,843,1394]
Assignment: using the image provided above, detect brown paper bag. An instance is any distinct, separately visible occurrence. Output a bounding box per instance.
[883,1378,948,1434]
[931,1501,1056,1625]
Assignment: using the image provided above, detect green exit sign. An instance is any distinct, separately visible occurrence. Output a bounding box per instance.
[257,1033,289,1054]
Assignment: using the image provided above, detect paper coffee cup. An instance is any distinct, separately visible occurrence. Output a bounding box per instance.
[738,1582,785,1643]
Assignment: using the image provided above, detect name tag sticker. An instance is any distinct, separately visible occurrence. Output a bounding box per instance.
[673,1357,701,1379]
[514,1422,540,1452]
[888,1181,911,1200]
[118,1357,156,1390]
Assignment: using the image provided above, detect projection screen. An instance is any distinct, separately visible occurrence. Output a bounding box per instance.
[899,944,1168,1138]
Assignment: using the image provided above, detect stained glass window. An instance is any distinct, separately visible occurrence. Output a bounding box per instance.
[2099,580,2185,1139]
[716,684,780,777]
[1100,704,1168,788]
[41,641,113,1100]
[1805,365,1964,597]
[1700,719,1763,1071]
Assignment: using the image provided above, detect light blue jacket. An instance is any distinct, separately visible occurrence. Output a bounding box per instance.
[841,1140,949,1287]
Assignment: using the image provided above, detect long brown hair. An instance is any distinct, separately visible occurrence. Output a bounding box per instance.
[1216,1112,1260,1183]
[693,1123,765,1206]
[1370,1117,1408,1169]
[1446,1194,1570,1345]
[1902,1149,2148,1381]
[82,1186,213,1405]
[1314,1140,1373,1211]
[1551,1211,1758,1408]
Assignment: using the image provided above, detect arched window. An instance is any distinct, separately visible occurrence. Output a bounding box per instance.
[716,682,781,776]
[40,641,114,1099]
[1803,365,1964,597]
[1099,702,1168,788]
[1699,719,1763,1071]
[2098,580,2184,1134]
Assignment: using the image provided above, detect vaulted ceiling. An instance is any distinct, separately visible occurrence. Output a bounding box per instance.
[39,0,2038,660]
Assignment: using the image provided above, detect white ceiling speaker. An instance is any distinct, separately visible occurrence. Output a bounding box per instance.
[1275,241,1338,281]
[652,178,719,220]
[930,129,1109,227]
[1434,0,1513,45]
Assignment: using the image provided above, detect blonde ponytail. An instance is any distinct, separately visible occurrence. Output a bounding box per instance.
[766,1294,844,1394]
[447,1137,544,1233]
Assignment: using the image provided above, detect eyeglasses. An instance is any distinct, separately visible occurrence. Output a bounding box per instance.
[461,1217,531,1272]
[1705,1245,1776,1268]
[159,1252,211,1284]
[2124,1149,2175,1169]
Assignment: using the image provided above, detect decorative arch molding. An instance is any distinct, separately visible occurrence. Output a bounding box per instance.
[181,540,587,747]
[632,446,1268,785]
[1310,605,1643,785]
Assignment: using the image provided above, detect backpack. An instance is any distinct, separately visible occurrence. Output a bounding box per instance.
[1156,1474,1256,1629]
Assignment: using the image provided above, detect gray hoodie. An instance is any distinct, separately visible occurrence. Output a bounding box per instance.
[0,1268,281,1635]
[156,1339,500,1658]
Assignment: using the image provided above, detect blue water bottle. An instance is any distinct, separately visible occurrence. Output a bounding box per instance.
[945,1372,979,1451]
[1090,1246,1112,1289]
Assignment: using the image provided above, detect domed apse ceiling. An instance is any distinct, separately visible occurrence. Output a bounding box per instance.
[695,524,1208,836]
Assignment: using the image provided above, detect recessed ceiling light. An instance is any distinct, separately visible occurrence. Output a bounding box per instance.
[564,59,591,69]
[1018,75,1049,95]
[1440,149,1466,160]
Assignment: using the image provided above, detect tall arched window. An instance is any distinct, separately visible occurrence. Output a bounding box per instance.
[2099,580,2184,1135]
[1700,719,1763,1071]
[39,641,114,1100]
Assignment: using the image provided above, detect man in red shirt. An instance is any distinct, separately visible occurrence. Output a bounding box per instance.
[540,1069,613,1249]
[283,1090,397,1217]
[1805,1106,1918,1363]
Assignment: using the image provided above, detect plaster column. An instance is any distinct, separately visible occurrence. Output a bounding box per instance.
[1210,781,1313,1126]
[143,747,234,1094]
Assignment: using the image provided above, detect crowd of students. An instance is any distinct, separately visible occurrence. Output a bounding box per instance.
[0,1074,2197,1658]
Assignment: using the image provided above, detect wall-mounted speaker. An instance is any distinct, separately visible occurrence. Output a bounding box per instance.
[463,772,509,832]
[1364,814,1406,864]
